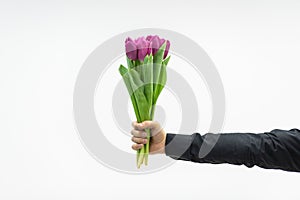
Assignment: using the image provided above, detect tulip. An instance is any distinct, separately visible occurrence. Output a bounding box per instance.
[146,35,170,58]
[125,37,152,61]
[148,35,160,56]
[125,37,137,60]
[135,37,150,61]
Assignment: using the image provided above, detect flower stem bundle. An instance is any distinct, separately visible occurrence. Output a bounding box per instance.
[118,35,171,168]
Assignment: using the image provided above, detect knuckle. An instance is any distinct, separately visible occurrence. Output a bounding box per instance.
[132,137,142,143]
[133,144,140,150]
[137,138,143,143]
[135,123,142,130]
[136,131,145,138]
[132,121,138,128]
[143,121,150,126]
[135,131,140,137]
[141,131,147,138]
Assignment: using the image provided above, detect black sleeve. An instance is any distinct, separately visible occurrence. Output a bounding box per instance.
[165,129,300,172]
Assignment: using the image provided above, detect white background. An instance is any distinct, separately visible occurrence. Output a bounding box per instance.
[1,0,300,199]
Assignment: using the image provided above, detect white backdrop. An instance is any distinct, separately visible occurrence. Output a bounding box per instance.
[1,0,300,199]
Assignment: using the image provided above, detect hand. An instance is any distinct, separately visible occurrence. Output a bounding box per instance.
[131,121,166,154]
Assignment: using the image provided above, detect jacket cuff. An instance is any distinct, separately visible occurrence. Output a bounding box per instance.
[165,133,193,160]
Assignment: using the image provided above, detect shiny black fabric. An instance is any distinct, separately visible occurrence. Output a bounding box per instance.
[165,129,300,172]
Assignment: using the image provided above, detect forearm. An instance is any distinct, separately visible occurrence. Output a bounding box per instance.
[165,129,300,172]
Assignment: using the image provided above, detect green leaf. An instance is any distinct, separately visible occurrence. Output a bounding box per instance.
[153,42,166,64]
[163,55,171,66]
[119,65,132,95]
[152,42,167,104]
[143,55,153,117]
[130,69,144,91]
[128,69,150,121]
[126,57,134,69]
[119,65,141,122]
[119,64,128,76]
[137,55,148,83]
[143,55,149,63]
[155,62,167,100]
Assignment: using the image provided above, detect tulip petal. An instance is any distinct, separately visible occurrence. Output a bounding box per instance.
[125,40,137,60]
[149,36,160,55]
[135,37,150,61]
[164,40,170,58]
[146,35,153,41]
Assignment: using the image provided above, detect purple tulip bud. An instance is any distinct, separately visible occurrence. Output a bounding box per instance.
[125,37,137,60]
[126,35,170,61]
[164,40,170,58]
[146,35,153,41]
[149,35,160,55]
[135,37,149,61]
[125,37,132,43]
[147,35,170,57]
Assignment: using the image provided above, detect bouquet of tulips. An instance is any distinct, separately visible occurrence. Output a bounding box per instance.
[118,35,170,168]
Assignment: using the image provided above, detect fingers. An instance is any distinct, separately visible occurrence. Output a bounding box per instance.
[131,136,147,144]
[130,129,147,138]
[131,129,148,151]
[132,143,143,150]
[131,120,160,131]
[131,120,164,152]
[131,136,147,151]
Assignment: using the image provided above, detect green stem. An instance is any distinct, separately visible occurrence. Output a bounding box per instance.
[150,104,156,120]
[137,145,145,168]
[144,128,151,165]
